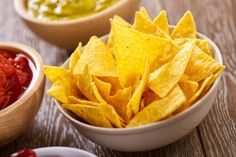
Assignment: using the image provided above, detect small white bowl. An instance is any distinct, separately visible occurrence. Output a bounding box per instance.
[14,0,141,50]
[34,147,97,157]
[0,42,45,146]
[55,32,223,152]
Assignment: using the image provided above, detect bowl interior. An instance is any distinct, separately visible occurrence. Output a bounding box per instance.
[55,30,223,133]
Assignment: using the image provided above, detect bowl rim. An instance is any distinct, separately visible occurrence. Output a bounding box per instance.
[14,0,137,26]
[0,42,45,116]
[55,29,223,135]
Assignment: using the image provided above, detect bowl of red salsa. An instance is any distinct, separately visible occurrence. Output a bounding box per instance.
[0,42,45,146]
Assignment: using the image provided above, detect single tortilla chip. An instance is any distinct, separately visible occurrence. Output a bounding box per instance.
[127,64,150,118]
[188,75,213,105]
[69,43,82,72]
[47,72,81,104]
[153,10,169,34]
[127,85,186,127]
[200,65,225,97]
[63,104,112,128]
[74,65,97,101]
[73,36,117,77]
[97,76,122,95]
[185,45,221,82]
[108,16,131,48]
[93,76,111,98]
[112,20,180,87]
[99,102,124,128]
[179,80,199,99]
[133,12,168,38]
[68,96,99,106]
[140,7,151,20]
[44,66,67,83]
[171,11,197,39]
[148,41,194,97]
[174,38,212,56]
[143,90,160,107]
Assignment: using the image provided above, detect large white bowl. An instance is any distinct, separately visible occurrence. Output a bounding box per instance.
[55,31,223,152]
[14,0,141,50]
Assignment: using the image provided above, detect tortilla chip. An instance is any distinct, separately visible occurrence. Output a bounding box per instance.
[179,80,199,99]
[106,87,132,121]
[127,85,186,127]
[133,12,168,38]
[185,45,221,81]
[200,65,225,97]
[189,75,213,105]
[47,72,81,104]
[93,76,111,98]
[68,96,99,106]
[99,102,124,128]
[97,76,122,95]
[44,66,67,83]
[174,38,212,56]
[140,7,151,20]
[63,104,112,128]
[171,11,197,39]
[73,36,117,77]
[153,10,169,34]
[148,41,194,97]
[69,43,82,72]
[112,20,180,87]
[108,16,131,48]
[74,65,97,101]
[127,64,150,118]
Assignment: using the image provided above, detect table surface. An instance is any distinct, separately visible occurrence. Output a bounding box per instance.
[0,0,235,156]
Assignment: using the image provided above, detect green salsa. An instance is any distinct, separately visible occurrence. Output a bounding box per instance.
[27,0,120,21]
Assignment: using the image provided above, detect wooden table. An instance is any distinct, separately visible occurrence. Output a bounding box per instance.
[0,0,235,156]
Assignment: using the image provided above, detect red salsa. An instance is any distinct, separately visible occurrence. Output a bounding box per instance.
[0,49,33,110]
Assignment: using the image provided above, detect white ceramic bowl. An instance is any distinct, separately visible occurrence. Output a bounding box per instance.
[14,0,141,50]
[34,147,97,157]
[0,42,45,146]
[55,32,223,152]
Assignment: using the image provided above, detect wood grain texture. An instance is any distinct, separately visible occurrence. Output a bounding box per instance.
[0,0,234,156]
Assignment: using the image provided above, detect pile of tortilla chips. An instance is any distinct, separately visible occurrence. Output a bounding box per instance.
[44,8,225,128]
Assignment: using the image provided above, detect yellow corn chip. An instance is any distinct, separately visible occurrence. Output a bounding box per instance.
[174,38,212,56]
[133,12,168,38]
[97,76,122,95]
[171,11,197,39]
[112,20,180,87]
[63,104,112,128]
[127,64,150,118]
[74,65,97,101]
[73,36,117,77]
[68,96,99,106]
[47,72,81,104]
[139,7,151,20]
[200,65,225,97]
[179,80,199,99]
[69,42,82,72]
[185,45,221,81]
[153,10,169,34]
[44,66,67,83]
[127,85,186,127]
[188,75,213,105]
[93,76,111,98]
[148,41,194,97]
[108,16,131,48]
[99,102,124,128]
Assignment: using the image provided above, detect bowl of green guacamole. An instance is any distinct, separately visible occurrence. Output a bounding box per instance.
[14,0,141,49]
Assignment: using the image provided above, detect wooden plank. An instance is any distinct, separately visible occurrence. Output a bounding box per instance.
[0,0,205,156]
